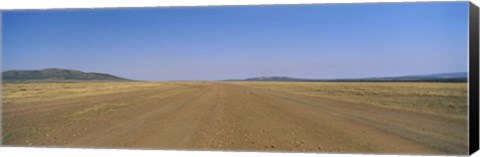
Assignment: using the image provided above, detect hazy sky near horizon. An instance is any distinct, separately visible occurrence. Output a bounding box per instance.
[3,2,469,81]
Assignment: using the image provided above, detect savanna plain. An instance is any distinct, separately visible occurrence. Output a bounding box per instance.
[1,82,468,154]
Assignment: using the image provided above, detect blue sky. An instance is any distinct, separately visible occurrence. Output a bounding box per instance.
[2,2,469,81]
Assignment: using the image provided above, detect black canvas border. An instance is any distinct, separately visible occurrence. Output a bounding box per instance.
[469,1,479,155]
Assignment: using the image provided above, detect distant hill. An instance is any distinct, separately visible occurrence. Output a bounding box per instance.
[2,68,131,82]
[224,72,468,82]
[359,72,468,82]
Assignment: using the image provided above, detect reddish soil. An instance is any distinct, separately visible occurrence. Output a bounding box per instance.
[2,83,468,155]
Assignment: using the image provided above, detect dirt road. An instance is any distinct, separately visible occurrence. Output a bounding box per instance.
[2,83,468,155]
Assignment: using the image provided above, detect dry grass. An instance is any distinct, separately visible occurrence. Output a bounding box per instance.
[3,81,468,118]
[2,82,183,105]
[2,82,204,122]
[234,82,468,118]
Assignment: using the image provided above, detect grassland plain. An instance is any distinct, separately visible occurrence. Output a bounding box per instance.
[2,82,193,104]
[1,82,468,155]
[233,82,468,118]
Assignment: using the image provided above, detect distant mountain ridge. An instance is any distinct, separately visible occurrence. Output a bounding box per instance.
[2,69,467,82]
[224,72,468,82]
[2,68,131,82]
[362,72,467,81]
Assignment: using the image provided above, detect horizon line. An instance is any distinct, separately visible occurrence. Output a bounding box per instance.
[2,68,467,82]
